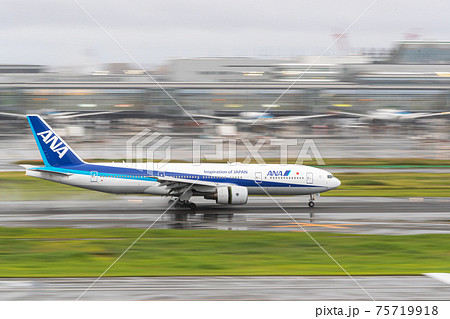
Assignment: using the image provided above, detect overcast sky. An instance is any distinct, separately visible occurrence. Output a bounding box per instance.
[1,0,449,67]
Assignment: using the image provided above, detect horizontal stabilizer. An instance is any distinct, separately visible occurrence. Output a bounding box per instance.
[27,167,73,176]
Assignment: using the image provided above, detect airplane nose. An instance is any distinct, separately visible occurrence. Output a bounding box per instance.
[332,177,341,189]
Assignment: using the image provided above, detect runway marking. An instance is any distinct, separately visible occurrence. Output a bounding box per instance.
[127,200,143,203]
[270,223,359,229]
[424,273,450,285]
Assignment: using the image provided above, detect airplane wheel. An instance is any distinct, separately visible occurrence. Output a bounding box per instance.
[308,201,315,208]
[175,202,181,208]
[189,203,197,211]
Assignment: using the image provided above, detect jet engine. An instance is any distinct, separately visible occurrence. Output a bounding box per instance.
[212,186,248,205]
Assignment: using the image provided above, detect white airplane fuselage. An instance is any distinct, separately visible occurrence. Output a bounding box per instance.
[26,162,340,197]
[25,114,341,207]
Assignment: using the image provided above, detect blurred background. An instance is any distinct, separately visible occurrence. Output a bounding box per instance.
[1,39,449,166]
[0,0,449,166]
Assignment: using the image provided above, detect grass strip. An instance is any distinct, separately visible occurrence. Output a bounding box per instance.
[324,173,450,197]
[0,228,448,277]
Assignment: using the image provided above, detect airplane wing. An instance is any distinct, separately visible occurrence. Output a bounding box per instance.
[193,113,335,124]
[152,176,221,195]
[333,110,450,120]
[267,113,335,123]
[0,111,123,119]
[191,114,251,123]
[154,176,219,187]
[331,111,373,118]
[0,112,27,118]
[403,111,450,119]
[51,110,124,119]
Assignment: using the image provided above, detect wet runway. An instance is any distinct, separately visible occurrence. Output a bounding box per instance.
[1,275,449,300]
[1,197,449,301]
[0,197,449,235]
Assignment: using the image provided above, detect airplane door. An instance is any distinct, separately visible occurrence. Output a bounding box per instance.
[90,171,98,182]
[306,172,313,184]
[255,172,262,184]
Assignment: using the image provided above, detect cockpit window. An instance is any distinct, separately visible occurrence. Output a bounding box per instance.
[327,174,333,179]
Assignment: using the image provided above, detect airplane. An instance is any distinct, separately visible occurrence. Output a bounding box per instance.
[192,111,335,124]
[0,110,123,120]
[333,109,450,123]
[23,115,341,209]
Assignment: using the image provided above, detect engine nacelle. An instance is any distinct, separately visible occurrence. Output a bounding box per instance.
[216,186,248,205]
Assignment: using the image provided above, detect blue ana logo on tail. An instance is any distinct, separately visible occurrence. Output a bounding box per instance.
[36,130,68,159]
[28,115,84,167]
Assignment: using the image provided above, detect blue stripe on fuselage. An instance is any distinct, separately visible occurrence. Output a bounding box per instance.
[33,164,320,188]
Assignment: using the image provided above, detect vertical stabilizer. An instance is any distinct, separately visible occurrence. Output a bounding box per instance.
[27,115,84,167]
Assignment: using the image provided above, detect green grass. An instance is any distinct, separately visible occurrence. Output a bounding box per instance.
[323,173,450,197]
[0,228,448,277]
[1,172,448,200]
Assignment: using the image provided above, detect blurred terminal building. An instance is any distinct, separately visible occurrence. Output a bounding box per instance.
[1,40,450,120]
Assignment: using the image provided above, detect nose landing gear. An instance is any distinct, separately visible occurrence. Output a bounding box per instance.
[308,194,315,208]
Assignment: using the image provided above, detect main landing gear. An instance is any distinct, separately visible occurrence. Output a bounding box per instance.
[172,189,196,211]
[308,194,315,208]
[174,200,197,211]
